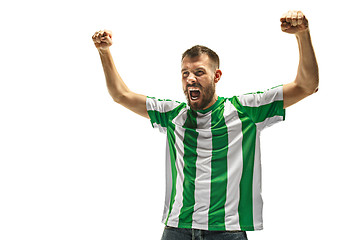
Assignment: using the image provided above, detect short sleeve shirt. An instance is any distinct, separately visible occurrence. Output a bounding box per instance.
[146,85,285,231]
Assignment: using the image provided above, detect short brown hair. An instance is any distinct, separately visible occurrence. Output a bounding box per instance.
[182,45,220,69]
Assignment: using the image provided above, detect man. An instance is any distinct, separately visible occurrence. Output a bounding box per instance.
[92,10,318,240]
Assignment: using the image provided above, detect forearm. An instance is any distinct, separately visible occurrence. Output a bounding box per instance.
[92,30,149,118]
[98,48,130,102]
[295,29,319,94]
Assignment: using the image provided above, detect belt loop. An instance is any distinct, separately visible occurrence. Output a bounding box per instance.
[192,228,195,240]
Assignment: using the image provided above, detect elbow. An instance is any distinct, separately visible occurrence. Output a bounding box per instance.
[112,94,126,104]
[111,90,131,105]
[309,75,319,95]
[308,67,320,94]
[312,82,319,94]
[296,70,319,96]
[303,83,319,97]
[112,96,123,104]
[304,77,319,95]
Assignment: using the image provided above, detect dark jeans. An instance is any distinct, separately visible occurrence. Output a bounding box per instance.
[161,226,248,240]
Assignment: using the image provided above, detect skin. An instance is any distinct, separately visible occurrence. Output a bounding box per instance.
[92,10,318,116]
[93,30,149,119]
[281,10,319,108]
[181,54,222,111]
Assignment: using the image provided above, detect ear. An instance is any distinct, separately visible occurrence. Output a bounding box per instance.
[214,69,222,83]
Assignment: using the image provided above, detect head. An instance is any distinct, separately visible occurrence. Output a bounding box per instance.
[181,45,222,111]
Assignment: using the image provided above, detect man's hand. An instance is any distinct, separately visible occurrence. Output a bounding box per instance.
[280,10,309,35]
[92,30,113,50]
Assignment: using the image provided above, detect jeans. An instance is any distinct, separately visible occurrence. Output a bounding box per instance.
[161,226,248,240]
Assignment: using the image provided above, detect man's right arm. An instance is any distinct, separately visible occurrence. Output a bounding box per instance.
[92,30,149,119]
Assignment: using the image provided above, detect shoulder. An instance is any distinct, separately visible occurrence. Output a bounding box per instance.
[146,97,186,113]
[235,85,284,107]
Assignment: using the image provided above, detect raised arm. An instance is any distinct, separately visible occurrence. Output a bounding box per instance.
[92,30,149,119]
[280,11,319,109]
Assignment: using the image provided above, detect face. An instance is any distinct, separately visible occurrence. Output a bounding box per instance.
[181,54,222,111]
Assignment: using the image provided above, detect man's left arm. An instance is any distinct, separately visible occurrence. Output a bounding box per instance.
[281,10,319,109]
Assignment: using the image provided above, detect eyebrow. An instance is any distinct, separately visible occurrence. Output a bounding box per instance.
[181,67,206,72]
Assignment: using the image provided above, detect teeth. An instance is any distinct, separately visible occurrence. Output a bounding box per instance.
[189,88,200,101]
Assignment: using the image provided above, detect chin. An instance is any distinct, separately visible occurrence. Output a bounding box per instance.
[189,99,206,111]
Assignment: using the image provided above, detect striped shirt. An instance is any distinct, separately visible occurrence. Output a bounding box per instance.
[146,85,285,231]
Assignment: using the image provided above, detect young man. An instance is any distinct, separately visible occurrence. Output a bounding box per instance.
[92,10,318,240]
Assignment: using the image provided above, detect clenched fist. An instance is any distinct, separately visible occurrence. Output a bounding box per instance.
[280,10,309,34]
[92,30,113,50]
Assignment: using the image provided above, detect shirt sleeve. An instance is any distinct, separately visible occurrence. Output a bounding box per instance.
[146,97,183,134]
[236,85,285,131]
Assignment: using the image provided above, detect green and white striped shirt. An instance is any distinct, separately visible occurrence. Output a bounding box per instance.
[146,85,285,231]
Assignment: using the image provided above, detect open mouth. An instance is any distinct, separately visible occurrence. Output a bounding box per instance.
[189,89,201,101]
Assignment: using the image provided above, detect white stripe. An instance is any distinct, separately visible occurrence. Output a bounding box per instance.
[252,130,263,230]
[192,111,212,229]
[255,115,284,131]
[165,109,187,227]
[237,86,283,107]
[146,98,181,134]
[162,136,173,223]
[152,122,167,134]
[223,100,243,230]
[146,98,181,112]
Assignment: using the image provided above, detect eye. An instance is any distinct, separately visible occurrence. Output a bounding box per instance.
[195,70,204,76]
[182,71,189,78]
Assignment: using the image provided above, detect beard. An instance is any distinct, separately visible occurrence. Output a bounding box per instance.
[184,80,216,111]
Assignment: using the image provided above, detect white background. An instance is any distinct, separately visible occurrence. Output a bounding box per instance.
[1,0,359,239]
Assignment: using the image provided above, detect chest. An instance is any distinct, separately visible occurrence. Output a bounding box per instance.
[168,106,256,156]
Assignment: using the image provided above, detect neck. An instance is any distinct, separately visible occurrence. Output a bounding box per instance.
[202,94,218,110]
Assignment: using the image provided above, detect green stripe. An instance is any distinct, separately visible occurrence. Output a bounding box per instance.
[243,101,285,124]
[178,110,198,228]
[238,115,256,230]
[208,105,228,230]
[147,110,168,128]
[231,97,256,230]
[147,101,187,128]
[161,104,187,224]
[164,122,178,225]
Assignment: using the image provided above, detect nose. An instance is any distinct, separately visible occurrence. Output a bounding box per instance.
[186,73,197,85]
